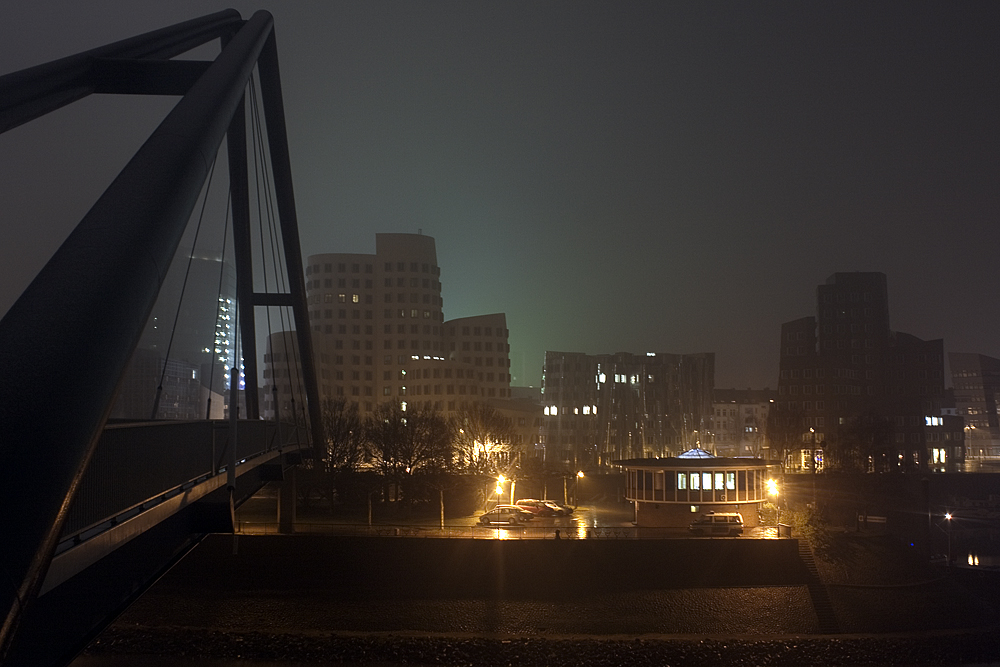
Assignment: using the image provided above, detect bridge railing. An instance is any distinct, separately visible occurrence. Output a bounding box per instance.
[61,419,304,538]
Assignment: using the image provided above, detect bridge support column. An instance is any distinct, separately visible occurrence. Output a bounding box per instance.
[278,466,297,534]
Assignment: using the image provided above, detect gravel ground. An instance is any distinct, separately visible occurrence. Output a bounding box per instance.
[81,627,1000,666]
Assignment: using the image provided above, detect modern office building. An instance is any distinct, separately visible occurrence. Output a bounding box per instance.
[949,352,1000,461]
[540,350,715,471]
[776,272,963,472]
[710,388,777,458]
[111,252,237,419]
[262,233,512,421]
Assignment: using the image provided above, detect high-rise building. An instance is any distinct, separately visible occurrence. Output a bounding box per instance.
[111,252,237,419]
[776,272,963,472]
[262,233,511,420]
[949,352,1000,461]
[540,350,715,471]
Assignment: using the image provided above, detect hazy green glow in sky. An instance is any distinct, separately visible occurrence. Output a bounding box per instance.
[2,1,999,388]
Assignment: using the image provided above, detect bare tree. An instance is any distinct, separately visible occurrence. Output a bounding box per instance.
[322,397,364,473]
[835,411,890,472]
[765,402,806,472]
[451,402,515,475]
[365,401,453,502]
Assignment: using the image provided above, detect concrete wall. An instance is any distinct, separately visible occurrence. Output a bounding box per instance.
[169,534,807,599]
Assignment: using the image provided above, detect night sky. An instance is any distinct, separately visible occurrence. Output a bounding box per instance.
[2,1,999,389]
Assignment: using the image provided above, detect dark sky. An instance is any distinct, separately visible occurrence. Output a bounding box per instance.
[2,1,999,389]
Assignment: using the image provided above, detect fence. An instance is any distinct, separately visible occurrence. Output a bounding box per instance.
[232,521,764,539]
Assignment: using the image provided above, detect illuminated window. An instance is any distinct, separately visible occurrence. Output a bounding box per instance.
[715,472,724,490]
[703,472,712,490]
[677,472,687,490]
[690,473,700,490]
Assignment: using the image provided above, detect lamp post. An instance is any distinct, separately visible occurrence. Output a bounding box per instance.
[766,478,780,535]
[809,427,818,507]
[964,425,977,469]
[945,512,953,567]
[495,474,505,509]
[575,470,584,509]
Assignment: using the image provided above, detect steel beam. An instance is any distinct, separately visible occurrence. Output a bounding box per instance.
[0,9,242,133]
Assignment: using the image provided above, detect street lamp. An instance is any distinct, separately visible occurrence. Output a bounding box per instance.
[945,512,953,567]
[495,474,505,507]
[766,478,781,535]
[964,425,977,467]
[575,471,584,509]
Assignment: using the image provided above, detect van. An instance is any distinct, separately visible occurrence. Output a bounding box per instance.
[688,511,744,537]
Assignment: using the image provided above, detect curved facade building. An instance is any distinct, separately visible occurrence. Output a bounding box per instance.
[263,233,511,419]
[617,449,769,528]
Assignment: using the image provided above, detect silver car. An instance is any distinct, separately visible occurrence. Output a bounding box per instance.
[479,506,527,526]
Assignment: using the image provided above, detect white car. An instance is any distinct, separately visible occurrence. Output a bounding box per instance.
[479,506,528,526]
[688,511,744,537]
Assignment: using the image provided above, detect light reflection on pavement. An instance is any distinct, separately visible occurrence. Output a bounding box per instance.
[237,495,788,540]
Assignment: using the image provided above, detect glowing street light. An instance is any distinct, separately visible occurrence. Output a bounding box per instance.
[766,478,781,534]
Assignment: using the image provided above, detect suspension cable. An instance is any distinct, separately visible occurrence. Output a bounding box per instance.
[150,153,219,419]
[206,192,233,419]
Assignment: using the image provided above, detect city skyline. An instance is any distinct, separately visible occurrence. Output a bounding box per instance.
[3,2,999,390]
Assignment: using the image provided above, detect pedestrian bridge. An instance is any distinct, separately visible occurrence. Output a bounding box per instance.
[0,10,322,667]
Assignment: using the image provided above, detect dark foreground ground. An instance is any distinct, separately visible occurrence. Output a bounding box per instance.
[75,532,1000,666]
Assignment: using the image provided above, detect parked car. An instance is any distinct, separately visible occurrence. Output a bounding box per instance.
[514,499,557,517]
[479,506,530,526]
[495,504,535,521]
[688,511,744,537]
[541,500,574,516]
